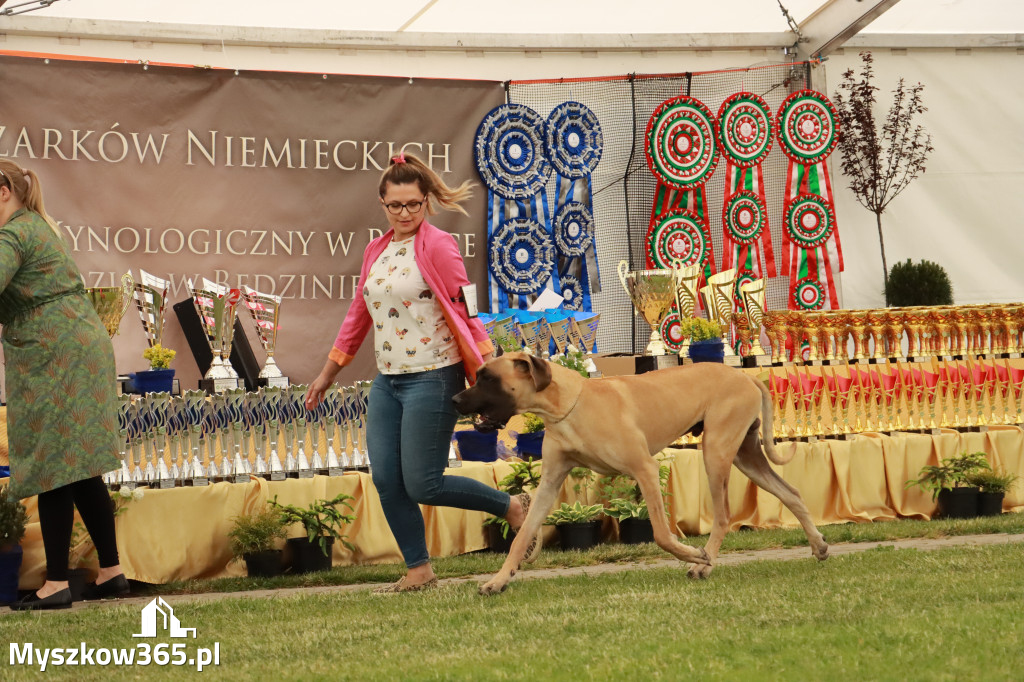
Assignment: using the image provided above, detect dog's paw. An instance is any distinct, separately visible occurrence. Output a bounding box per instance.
[813,542,830,561]
[687,563,713,580]
[478,578,509,596]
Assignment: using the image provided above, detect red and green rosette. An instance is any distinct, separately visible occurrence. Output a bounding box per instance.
[644,96,720,286]
[776,90,843,310]
[717,92,775,307]
[659,312,685,353]
[646,209,712,272]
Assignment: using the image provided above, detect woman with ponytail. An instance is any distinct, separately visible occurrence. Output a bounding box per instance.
[0,161,128,610]
[305,153,537,593]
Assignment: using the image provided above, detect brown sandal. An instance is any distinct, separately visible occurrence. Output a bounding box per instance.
[515,492,543,564]
[372,576,439,594]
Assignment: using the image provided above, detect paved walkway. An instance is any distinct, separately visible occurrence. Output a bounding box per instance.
[6,532,1024,614]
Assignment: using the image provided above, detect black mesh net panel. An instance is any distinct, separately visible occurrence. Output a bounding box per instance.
[508,61,812,355]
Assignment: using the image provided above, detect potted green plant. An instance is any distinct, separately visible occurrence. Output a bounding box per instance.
[268,493,356,574]
[545,501,605,551]
[905,451,990,519]
[483,458,542,553]
[966,469,1018,517]
[680,318,725,363]
[598,462,670,544]
[884,259,954,307]
[0,485,28,605]
[133,344,177,394]
[513,412,546,460]
[228,505,289,578]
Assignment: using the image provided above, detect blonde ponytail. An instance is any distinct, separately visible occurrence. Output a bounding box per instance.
[0,160,62,238]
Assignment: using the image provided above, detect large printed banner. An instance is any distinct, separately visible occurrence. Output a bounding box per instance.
[0,54,504,388]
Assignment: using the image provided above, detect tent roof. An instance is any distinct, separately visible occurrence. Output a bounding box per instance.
[11,0,1023,36]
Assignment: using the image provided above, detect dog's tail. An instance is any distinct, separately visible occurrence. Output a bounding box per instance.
[753,376,794,466]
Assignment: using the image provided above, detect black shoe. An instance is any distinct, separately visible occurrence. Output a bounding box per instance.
[9,588,73,611]
[81,574,130,601]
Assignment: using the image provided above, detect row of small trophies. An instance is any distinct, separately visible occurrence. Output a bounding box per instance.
[86,270,288,392]
[617,261,764,358]
[102,383,371,489]
[478,310,601,367]
[765,358,1024,440]
[763,304,1024,365]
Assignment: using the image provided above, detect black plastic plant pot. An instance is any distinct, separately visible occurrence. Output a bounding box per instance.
[287,537,334,574]
[618,517,654,544]
[486,524,516,554]
[936,487,979,519]
[977,491,1004,517]
[244,550,284,578]
[0,545,22,605]
[556,521,602,551]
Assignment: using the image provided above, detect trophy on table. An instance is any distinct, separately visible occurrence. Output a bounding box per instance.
[187,278,243,393]
[699,268,738,357]
[617,261,680,356]
[739,279,767,360]
[344,382,372,471]
[260,386,287,481]
[115,394,134,489]
[321,387,346,475]
[517,316,550,358]
[288,384,314,478]
[225,387,251,483]
[143,392,175,489]
[671,263,702,359]
[491,314,520,353]
[564,313,599,375]
[181,390,210,486]
[546,315,574,358]
[133,269,169,347]
[242,286,289,388]
[86,271,134,338]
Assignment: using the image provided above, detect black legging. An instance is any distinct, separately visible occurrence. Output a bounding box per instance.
[36,476,119,582]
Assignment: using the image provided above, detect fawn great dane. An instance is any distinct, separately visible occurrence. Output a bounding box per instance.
[453,352,829,595]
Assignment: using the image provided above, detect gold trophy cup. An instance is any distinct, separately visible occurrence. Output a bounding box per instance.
[86,272,134,338]
[617,261,680,356]
[739,279,767,358]
[699,268,737,356]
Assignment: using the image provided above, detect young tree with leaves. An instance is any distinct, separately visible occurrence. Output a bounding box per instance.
[833,51,934,303]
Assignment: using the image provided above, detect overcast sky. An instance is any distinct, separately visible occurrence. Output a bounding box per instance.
[15,0,1019,34]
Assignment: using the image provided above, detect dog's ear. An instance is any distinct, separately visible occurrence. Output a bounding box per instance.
[511,354,552,392]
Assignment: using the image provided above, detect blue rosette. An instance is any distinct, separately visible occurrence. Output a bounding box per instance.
[475,104,552,200]
[488,218,555,295]
[545,101,603,179]
[558,273,585,311]
[552,201,594,259]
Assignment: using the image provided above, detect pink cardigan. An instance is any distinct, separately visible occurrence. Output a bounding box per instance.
[328,221,494,383]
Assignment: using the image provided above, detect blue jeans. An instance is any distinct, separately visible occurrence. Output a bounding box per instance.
[367,363,511,568]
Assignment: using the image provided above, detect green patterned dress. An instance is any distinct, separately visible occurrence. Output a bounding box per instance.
[0,208,120,499]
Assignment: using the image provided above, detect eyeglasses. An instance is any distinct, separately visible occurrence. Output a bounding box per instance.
[383,200,424,215]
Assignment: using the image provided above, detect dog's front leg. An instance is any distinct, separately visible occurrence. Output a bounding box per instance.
[478,456,573,596]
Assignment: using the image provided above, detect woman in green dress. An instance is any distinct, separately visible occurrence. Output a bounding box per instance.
[0,161,129,610]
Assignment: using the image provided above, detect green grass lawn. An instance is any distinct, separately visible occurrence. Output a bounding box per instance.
[139,511,1024,596]
[2,541,1021,681]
